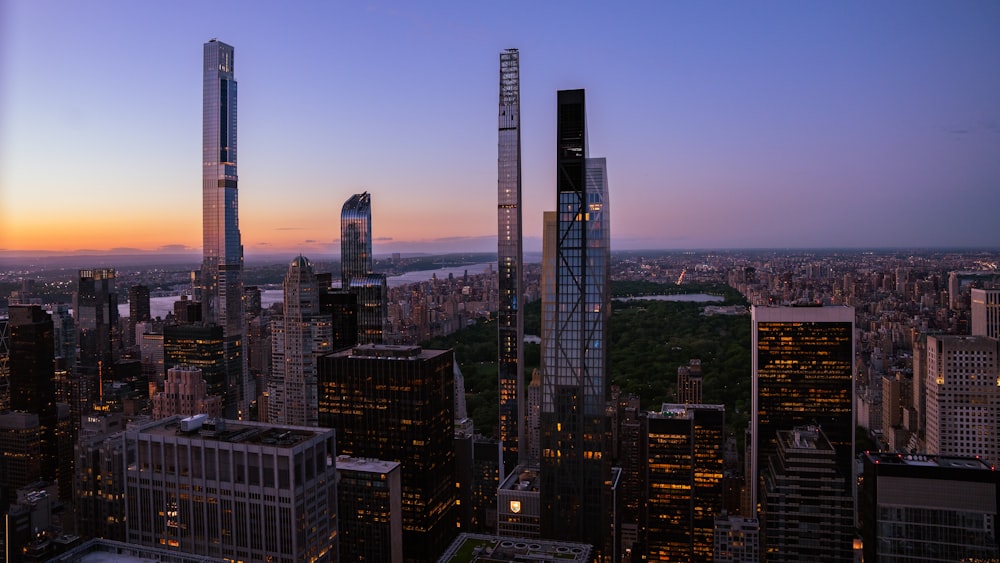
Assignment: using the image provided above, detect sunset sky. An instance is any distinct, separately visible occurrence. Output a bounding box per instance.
[1,1,999,258]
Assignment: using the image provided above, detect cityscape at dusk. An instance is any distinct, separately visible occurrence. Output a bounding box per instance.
[2,2,1000,562]
[3,1,999,256]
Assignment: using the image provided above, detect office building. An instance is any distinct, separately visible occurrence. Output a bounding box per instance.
[317,344,456,562]
[713,514,760,563]
[676,359,703,404]
[7,305,59,492]
[0,412,43,504]
[163,324,227,403]
[74,411,127,541]
[319,288,358,352]
[341,192,387,345]
[497,465,541,539]
[972,288,1000,338]
[540,89,611,552]
[643,404,725,561]
[760,426,854,561]
[74,269,119,419]
[268,256,331,426]
[200,39,249,419]
[348,275,387,345]
[497,47,525,471]
[124,416,337,562]
[127,284,150,350]
[925,334,1000,465]
[336,456,403,563]
[151,366,222,419]
[859,452,999,562]
[750,305,854,511]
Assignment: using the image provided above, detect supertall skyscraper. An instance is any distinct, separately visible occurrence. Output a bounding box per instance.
[540,89,611,551]
[497,48,524,471]
[341,192,387,344]
[201,39,248,418]
[750,305,855,513]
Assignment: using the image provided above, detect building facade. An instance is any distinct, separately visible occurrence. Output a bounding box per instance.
[317,344,456,562]
[925,334,1000,465]
[341,192,387,345]
[268,256,331,426]
[497,47,525,472]
[643,404,725,561]
[152,366,222,420]
[200,39,248,420]
[859,452,999,562]
[760,427,854,561]
[750,305,855,511]
[336,456,403,563]
[971,288,1000,338]
[540,89,612,553]
[124,416,337,562]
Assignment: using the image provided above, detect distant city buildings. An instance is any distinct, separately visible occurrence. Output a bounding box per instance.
[971,288,1000,338]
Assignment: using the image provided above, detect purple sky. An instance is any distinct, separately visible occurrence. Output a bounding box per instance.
[1,1,999,257]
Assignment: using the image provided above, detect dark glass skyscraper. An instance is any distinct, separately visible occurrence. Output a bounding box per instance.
[540,89,611,551]
[341,192,387,344]
[497,48,524,471]
[750,305,855,513]
[341,192,373,287]
[201,39,248,419]
[318,345,456,562]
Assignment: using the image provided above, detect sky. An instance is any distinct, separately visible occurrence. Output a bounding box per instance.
[1,1,999,258]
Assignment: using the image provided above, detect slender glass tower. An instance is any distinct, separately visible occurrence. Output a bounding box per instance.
[540,89,611,551]
[341,192,387,344]
[497,48,524,472]
[341,192,373,288]
[201,39,247,418]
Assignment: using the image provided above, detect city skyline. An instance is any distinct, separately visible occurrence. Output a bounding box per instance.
[2,2,1000,256]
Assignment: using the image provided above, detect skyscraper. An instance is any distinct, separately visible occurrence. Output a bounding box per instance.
[925,334,1000,465]
[341,192,373,287]
[201,39,248,419]
[127,284,150,350]
[74,268,119,415]
[341,192,387,344]
[971,288,1000,338]
[644,404,725,561]
[540,89,611,551]
[750,305,855,513]
[268,255,331,426]
[317,344,456,562]
[498,48,524,472]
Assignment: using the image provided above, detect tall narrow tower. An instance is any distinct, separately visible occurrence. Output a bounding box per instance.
[341,192,387,344]
[497,48,524,472]
[201,39,248,418]
[540,89,611,551]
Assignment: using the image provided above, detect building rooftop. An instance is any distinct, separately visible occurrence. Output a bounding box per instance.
[863,451,995,471]
[329,343,450,360]
[438,533,592,563]
[47,538,226,562]
[335,455,400,473]
[136,415,325,448]
[499,465,540,492]
[650,403,725,419]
